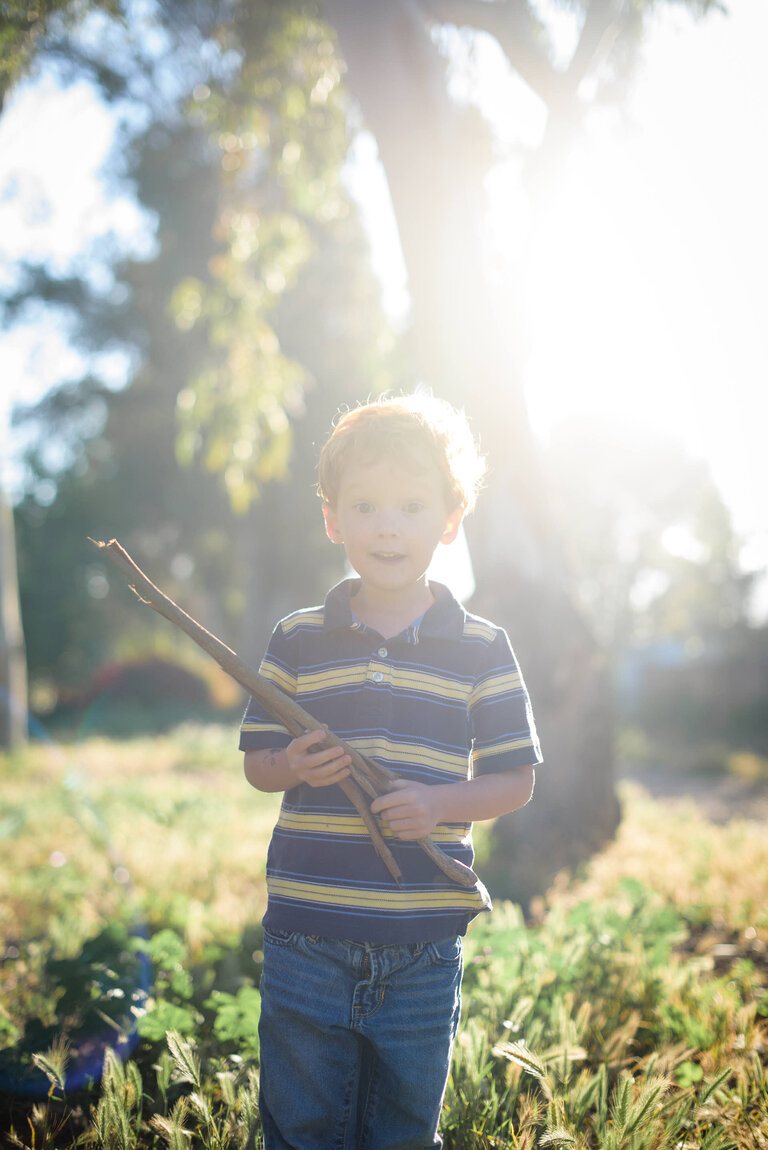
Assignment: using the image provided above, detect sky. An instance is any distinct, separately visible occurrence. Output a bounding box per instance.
[1,0,767,603]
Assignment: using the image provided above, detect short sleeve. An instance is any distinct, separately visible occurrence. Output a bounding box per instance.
[239,622,297,752]
[468,629,542,776]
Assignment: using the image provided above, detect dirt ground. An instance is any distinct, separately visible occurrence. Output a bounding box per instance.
[619,764,768,823]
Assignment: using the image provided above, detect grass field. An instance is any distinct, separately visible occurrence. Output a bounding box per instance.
[1,726,767,1148]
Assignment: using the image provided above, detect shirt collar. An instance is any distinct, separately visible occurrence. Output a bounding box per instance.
[323,578,466,641]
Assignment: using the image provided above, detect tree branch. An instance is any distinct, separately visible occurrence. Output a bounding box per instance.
[420,0,627,114]
[563,0,623,94]
[419,0,570,109]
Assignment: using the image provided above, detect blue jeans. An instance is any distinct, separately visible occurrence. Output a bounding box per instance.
[258,929,463,1150]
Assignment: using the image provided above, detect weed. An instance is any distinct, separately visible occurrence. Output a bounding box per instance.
[1,739,766,1147]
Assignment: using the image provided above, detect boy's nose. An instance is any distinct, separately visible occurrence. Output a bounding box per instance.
[375,509,400,533]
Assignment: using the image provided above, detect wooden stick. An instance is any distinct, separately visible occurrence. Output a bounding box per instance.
[91,538,481,890]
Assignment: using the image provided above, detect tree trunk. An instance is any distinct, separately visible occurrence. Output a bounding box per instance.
[0,492,27,750]
[323,0,620,903]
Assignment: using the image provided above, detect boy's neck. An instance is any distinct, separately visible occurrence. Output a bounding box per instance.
[351,582,435,639]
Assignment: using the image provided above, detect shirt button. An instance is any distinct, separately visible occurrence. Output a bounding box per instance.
[372,671,384,683]
[378,647,388,658]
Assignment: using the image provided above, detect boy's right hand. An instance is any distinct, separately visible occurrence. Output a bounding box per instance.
[286,728,351,788]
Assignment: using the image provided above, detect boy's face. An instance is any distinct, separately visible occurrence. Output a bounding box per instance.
[323,456,462,600]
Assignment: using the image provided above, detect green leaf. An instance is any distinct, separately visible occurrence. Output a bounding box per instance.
[204,986,262,1056]
[675,1060,704,1088]
[132,928,189,969]
[137,1002,199,1043]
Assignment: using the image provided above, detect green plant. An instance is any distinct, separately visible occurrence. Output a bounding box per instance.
[3,738,767,1148]
[88,1048,144,1150]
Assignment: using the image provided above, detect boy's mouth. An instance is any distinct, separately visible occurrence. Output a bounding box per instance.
[372,552,405,562]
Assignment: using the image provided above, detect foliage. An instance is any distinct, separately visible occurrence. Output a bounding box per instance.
[171,2,356,508]
[7,1,395,694]
[1,732,767,1146]
[544,420,767,771]
[546,419,752,652]
[0,0,123,106]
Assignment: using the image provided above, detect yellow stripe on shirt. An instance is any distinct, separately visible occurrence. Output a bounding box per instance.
[347,736,468,778]
[267,876,487,912]
[469,670,523,704]
[294,664,472,704]
[280,610,325,635]
[241,721,289,737]
[277,807,471,845]
[473,735,536,761]
[296,664,370,693]
[258,660,297,695]
[462,619,498,644]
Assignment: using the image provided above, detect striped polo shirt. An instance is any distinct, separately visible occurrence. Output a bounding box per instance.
[240,579,542,943]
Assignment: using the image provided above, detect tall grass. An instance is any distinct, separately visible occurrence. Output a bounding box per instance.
[1,732,766,1147]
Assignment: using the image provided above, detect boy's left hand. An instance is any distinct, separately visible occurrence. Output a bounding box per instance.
[370,779,442,840]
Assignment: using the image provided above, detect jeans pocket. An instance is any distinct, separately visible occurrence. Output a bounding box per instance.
[263,926,296,946]
[425,935,463,967]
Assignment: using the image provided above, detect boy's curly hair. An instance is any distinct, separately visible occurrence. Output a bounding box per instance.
[317,394,486,513]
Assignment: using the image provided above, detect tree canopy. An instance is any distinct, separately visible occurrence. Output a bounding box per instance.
[9,0,397,696]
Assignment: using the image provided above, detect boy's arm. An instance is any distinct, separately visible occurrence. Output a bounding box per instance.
[369,765,535,841]
[244,729,351,793]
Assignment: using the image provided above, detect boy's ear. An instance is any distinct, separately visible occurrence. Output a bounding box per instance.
[323,503,343,544]
[440,509,463,546]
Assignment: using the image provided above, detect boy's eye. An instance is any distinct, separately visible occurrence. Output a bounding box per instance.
[353,501,374,514]
[404,501,424,514]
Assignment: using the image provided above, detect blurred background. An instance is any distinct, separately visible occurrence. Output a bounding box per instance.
[1,0,767,900]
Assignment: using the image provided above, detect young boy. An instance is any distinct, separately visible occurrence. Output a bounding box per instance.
[241,394,542,1150]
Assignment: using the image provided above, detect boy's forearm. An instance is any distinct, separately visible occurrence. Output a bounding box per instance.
[244,748,295,792]
[244,734,352,793]
[433,764,536,825]
[369,764,536,841]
